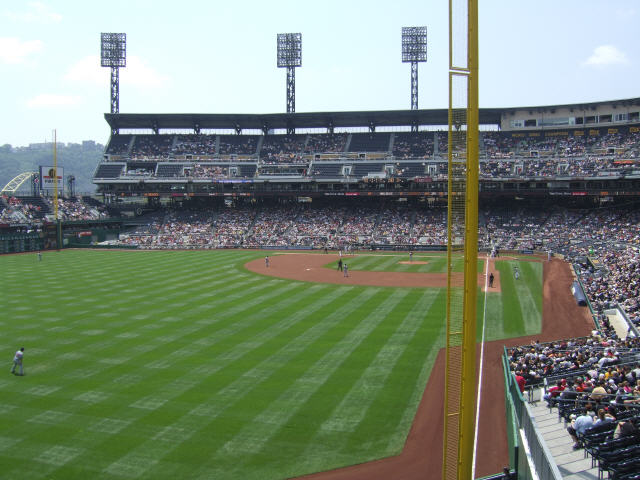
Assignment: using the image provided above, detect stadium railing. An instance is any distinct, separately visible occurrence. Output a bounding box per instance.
[573,264,601,330]
[503,348,563,480]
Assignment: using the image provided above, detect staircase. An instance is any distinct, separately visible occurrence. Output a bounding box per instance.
[528,393,599,479]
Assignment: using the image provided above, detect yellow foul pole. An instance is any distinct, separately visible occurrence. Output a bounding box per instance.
[53,129,59,220]
[459,0,479,477]
[443,0,478,478]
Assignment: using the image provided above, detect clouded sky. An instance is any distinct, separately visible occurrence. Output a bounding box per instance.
[1,0,638,146]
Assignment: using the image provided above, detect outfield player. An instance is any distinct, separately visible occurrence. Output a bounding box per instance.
[514,266,520,280]
[10,347,25,376]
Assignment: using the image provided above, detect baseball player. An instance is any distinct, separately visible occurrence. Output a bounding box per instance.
[11,347,25,376]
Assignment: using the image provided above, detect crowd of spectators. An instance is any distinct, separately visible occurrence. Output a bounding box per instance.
[0,195,44,223]
[508,332,640,465]
[119,209,215,248]
[243,205,301,247]
[579,246,640,330]
[304,134,348,154]
[104,130,640,166]
[373,206,413,244]
[0,195,108,223]
[508,334,640,391]
[173,134,217,156]
[130,135,173,159]
[183,165,227,179]
[260,135,307,164]
[96,155,640,181]
[392,133,435,159]
[54,197,110,221]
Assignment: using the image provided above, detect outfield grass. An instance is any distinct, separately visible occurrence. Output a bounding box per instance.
[1,250,540,479]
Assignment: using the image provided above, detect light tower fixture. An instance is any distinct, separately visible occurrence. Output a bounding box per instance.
[277,32,302,129]
[402,26,427,124]
[100,32,126,132]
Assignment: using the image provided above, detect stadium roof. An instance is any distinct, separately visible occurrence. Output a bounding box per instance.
[104,97,640,133]
[104,108,504,132]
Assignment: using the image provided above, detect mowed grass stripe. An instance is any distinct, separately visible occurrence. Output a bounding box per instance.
[382,290,448,453]
[5,265,325,476]
[482,287,506,340]
[164,286,380,469]
[142,286,365,467]
[303,290,448,472]
[495,260,542,337]
[239,288,447,479]
[217,288,411,475]
[92,281,316,392]
[516,261,542,334]
[186,286,357,415]
[318,288,442,434]
[3,252,258,332]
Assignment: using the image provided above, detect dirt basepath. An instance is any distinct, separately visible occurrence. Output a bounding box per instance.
[244,255,594,479]
[248,253,504,292]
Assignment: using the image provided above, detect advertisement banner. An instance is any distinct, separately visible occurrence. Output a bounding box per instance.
[39,166,64,193]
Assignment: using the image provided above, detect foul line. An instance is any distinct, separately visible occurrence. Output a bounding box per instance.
[472,256,490,478]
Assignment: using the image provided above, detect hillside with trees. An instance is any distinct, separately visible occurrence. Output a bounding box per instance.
[0,141,104,195]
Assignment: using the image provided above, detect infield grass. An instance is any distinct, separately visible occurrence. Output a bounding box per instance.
[0,249,540,479]
[329,252,485,273]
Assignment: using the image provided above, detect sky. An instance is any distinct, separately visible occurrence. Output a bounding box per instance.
[1,0,638,147]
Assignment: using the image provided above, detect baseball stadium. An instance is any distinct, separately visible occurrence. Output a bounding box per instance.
[2,5,640,480]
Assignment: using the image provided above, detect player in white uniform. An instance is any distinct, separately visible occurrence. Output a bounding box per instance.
[11,348,24,376]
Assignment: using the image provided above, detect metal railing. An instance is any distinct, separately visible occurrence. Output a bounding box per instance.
[503,349,563,480]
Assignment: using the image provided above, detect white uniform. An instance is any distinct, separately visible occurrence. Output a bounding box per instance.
[11,349,24,375]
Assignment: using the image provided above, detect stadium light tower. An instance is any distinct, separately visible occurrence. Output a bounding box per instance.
[100,33,126,124]
[402,26,427,128]
[277,33,302,122]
